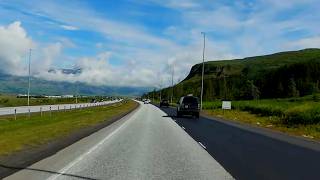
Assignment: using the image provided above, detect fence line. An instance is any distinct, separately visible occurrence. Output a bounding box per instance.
[0,100,122,120]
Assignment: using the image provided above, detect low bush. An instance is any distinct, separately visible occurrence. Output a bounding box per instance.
[204,97,320,125]
[283,104,320,124]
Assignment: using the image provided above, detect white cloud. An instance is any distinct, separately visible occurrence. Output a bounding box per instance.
[0,21,33,75]
[285,36,320,49]
[0,22,68,78]
[1,0,320,88]
[60,25,78,31]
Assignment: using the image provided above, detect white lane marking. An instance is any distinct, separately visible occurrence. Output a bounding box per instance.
[181,126,186,130]
[46,114,131,180]
[198,142,207,150]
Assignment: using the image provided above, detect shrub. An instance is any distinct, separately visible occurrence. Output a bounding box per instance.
[282,104,320,124]
[312,93,320,102]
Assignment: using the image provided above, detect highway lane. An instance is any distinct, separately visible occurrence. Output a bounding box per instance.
[0,100,122,116]
[158,106,320,180]
[5,102,233,180]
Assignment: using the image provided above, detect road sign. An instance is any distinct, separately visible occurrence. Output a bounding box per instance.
[222,101,232,110]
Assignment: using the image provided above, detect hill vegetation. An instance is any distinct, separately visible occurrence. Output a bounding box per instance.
[146,48,320,101]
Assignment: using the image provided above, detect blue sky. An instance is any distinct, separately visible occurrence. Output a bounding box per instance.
[0,0,319,87]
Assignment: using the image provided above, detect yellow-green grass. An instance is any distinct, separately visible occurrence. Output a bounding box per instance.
[0,100,138,156]
[203,95,320,125]
[204,109,320,141]
[0,94,94,107]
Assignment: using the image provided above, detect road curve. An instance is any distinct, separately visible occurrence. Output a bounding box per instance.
[0,100,121,116]
[5,102,233,180]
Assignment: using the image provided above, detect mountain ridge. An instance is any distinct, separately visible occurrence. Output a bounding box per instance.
[0,72,151,96]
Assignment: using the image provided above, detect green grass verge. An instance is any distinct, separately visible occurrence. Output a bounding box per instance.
[0,100,138,156]
[203,94,320,125]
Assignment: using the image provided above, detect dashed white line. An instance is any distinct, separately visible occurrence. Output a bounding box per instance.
[198,142,207,150]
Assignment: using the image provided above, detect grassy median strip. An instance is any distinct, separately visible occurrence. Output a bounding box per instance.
[0,100,138,156]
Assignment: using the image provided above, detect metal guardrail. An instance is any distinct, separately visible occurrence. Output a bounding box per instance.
[0,100,123,119]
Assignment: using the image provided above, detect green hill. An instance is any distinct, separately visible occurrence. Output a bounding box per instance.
[146,48,320,101]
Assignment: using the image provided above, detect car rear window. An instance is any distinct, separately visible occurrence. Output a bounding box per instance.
[183,97,198,104]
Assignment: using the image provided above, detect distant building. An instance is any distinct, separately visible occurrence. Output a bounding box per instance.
[62,95,74,98]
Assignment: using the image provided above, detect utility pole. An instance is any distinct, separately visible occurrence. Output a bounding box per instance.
[75,83,78,103]
[159,78,163,101]
[27,49,32,107]
[200,32,206,110]
[171,65,174,104]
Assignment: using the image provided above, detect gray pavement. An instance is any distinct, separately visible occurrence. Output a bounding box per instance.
[5,102,233,180]
[0,100,122,116]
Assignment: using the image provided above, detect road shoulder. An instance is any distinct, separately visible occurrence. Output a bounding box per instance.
[201,112,320,152]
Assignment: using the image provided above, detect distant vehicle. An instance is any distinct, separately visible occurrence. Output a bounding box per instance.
[144,99,151,104]
[160,99,169,107]
[176,95,200,118]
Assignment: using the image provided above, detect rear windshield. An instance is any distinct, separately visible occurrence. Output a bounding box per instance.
[183,97,198,104]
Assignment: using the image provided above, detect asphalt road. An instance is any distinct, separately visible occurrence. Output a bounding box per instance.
[4,102,233,180]
[158,106,320,180]
[0,100,122,116]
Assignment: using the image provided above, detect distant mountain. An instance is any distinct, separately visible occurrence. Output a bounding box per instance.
[0,73,151,96]
[145,48,320,100]
[48,68,82,75]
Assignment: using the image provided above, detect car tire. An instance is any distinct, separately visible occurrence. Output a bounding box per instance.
[195,113,200,118]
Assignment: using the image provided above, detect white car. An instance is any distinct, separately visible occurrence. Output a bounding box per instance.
[144,99,151,104]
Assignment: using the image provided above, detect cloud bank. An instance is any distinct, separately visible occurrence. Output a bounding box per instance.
[0,0,319,88]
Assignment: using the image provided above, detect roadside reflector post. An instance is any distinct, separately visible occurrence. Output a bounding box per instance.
[28,109,31,119]
[40,107,42,117]
[50,106,52,117]
[58,106,59,111]
[14,109,17,120]
[64,106,66,112]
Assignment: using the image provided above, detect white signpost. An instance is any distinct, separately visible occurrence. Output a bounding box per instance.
[222,101,232,110]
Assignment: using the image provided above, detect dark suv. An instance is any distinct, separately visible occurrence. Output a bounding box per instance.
[176,95,200,118]
[160,99,169,107]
